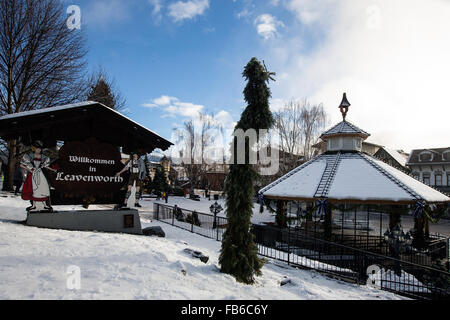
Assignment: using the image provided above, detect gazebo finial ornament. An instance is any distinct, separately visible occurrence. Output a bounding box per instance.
[339,92,351,121]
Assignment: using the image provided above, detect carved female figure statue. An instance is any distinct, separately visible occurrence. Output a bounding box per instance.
[20,140,55,212]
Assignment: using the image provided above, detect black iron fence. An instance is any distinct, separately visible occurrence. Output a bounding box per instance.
[252,224,450,300]
[152,203,450,300]
[153,203,227,241]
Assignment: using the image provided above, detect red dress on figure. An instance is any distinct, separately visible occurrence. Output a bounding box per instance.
[21,158,50,202]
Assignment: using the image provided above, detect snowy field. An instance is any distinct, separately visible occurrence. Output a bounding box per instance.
[0,193,404,300]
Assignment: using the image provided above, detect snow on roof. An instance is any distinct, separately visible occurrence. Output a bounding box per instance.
[260,152,450,204]
[0,101,169,143]
[262,160,327,199]
[327,157,412,202]
[320,120,370,138]
[372,156,449,203]
[383,148,408,167]
[0,101,97,120]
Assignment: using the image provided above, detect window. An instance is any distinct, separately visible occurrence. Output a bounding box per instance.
[423,173,430,185]
[330,138,339,149]
[448,174,450,186]
[435,174,442,186]
[413,172,420,180]
[342,138,353,150]
[443,151,450,161]
[419,152,432,162]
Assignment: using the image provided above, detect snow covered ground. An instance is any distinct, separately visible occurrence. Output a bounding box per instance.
[0,193,404,300]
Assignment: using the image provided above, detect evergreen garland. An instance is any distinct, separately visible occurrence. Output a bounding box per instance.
[219,57,275,284]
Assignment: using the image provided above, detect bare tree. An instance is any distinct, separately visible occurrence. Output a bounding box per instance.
[173,112,223,189]
[86,66,126,112]
[174,119,198,188]
[273,99,328,175]
[300,100,327,160]
[0,0,87,190]
[274,100,304,174]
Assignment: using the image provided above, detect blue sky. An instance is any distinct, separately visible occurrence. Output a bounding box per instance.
[73,0,298,143]
[68,0,450,153]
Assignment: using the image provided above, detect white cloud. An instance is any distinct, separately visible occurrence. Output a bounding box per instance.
[148,0,163,22]
[286,0,337,26]
[168,0,210,22]
[148,0,163,15]
[268,0,450,151]
[142,95,205,118]
[154,95,178,105]
[254,14,284,40]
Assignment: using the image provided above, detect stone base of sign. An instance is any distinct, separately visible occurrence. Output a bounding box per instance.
[26,209,143,235]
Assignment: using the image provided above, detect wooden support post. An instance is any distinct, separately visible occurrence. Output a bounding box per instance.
[276,200,287,228]
[324,204,332,241]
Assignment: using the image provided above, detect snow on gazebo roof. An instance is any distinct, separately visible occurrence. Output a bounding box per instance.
[260,152,450,204]
[260,93,450,205]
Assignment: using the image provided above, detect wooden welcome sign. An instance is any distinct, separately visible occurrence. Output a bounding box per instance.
[48,137,127,205]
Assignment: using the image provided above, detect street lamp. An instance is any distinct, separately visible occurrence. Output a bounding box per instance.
[210,201,223,229]
[384,225,412,257]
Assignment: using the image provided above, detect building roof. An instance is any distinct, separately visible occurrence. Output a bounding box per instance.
[320,120,370,139]
[407,148,450,165]
[260,151,450,204]
[0,101,173,154]
[380,147,409,168]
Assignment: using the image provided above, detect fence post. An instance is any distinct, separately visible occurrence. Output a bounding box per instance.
[191,211,194,233]
[154,203,159,220]
[287,226,291,265]
[447,238,450,272]
[172,205,176,226]
[216,220,219,241]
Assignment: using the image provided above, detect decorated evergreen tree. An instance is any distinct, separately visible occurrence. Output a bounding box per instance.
[153,165,169,195]
[219,57,275,284]
[87,67,126,111]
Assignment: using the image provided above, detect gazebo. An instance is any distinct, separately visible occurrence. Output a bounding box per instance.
[259,93,450,268]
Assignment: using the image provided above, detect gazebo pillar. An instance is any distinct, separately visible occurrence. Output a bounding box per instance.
[323,204,333,241]
[275,200,287,228]
[389,205,402,230]
[413,214,426,249]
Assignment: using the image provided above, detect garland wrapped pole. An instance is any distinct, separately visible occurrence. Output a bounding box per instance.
[219,58,275,284]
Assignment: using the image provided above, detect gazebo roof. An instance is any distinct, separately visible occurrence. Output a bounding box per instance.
[320,120,370,139]
[260,93,450,205]
[260,152,450,204]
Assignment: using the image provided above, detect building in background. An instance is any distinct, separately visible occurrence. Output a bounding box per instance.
[374,147,409,172]
[406,148,450,195]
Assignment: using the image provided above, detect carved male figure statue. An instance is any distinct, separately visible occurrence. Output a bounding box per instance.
[116,151,146,208]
